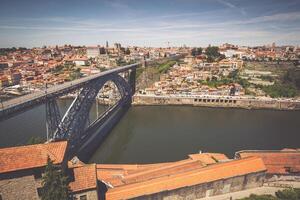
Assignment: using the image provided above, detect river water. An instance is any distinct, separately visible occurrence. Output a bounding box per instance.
[0,99,299,164]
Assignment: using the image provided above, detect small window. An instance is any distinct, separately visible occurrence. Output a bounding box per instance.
[0,194,3,200]
[37,188,43,197]
[80,195,87,200]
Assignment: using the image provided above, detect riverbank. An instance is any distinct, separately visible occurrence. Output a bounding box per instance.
[133,94,300,110]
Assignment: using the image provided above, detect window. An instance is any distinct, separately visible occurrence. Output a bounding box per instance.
[80,195,87,200]
[37,187,44,197]
[0,194,2,200]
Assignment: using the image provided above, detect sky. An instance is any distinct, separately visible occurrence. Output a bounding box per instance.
[0,0,300,47]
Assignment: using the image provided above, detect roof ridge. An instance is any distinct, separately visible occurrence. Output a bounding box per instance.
[120,157,265,187]
[0,142,44,151]
[41,141,67,163]
[123,159,200,180]
[42,143,60,162]
[106,157,266,199]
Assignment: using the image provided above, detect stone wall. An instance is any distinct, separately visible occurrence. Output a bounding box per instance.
[133,95,300,110]
[265,174,300,182]
[131,172,265,200]
[0,174,39,200]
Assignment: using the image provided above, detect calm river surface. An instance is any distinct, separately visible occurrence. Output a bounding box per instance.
[0,99,299,164]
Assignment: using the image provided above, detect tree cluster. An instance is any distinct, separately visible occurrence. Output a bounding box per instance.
[238,188,300,200]
[283,67,300,90]
[41,157,70,200]
[205,46,225,62]
[191,47,203,56]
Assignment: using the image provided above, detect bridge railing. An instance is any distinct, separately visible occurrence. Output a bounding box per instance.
[0,63,139,111]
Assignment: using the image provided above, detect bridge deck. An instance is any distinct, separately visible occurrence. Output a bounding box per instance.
[0,63,139,111]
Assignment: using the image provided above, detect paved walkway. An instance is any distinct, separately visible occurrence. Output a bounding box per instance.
[203,181,300,200]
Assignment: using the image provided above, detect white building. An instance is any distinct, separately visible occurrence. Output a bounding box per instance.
[87,47,100,58]
[73,58,88,66]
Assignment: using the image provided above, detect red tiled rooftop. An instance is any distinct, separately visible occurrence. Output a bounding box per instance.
[69,164,98,193]
[105,157,266,200]
[0,141,67,174]
[96,153,229,188]
[237,149,300,174]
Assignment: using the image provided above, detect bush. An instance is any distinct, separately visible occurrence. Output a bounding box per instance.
[238,194,278,200]
[275,188,299,200]
[262,83,297,98]
[260,75,274,82]
[283,68,300,90]
[158,61,176,73]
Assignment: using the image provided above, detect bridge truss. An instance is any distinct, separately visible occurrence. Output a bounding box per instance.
[0,64,138,157]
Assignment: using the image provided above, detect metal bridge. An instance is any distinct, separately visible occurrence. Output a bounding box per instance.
[0,63,138,158]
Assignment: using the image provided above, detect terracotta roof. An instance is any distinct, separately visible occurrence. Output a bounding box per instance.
[96,153,229,188]
[104,157,266,200]
[237,149,300,174]
[0,141,67,174]
[69,164,98,192]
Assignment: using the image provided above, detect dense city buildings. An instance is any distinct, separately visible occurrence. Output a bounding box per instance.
[1,43,299,104]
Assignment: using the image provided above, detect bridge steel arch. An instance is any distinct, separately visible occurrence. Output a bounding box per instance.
[52,73,134,155]
[0,64,138,159]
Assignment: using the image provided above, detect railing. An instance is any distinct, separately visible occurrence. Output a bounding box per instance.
[0,63,139,111]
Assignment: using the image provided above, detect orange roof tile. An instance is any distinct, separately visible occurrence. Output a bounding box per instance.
[0,141,67,174]
[69,164,98,192]
[96,153,228,188]
[237,150,300,174]
[105,157,266,200]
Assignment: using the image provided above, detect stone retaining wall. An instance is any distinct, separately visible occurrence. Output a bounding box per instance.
[133,95,300,110]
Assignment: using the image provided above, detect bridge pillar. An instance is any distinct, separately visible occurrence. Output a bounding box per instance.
[45,98,61,141]
[129,68,136,95]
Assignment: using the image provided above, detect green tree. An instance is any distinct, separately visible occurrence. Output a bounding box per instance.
[207,56,215,63]
[158,60,176,73]
[228,70,238,79]
[275,188,298,200]
[27,136,44,145]
[191,47,203,56]
[283,68,300,90]
[238,194,278,200]
[41,157,69,200]
[205,46,220,58]
[262,83,297,98]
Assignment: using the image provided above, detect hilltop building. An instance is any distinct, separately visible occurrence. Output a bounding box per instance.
[87,47,100,58]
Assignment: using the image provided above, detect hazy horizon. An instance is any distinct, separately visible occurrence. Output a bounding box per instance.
[0,0,300,48]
